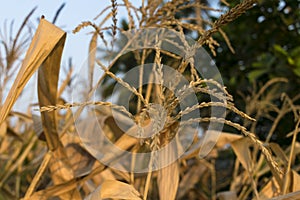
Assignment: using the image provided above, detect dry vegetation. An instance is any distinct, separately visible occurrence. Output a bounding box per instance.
[0,0,300,199]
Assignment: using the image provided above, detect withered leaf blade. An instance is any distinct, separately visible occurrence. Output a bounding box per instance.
[35,19,82,199]
[157,141,179,200]
[0,18,66,127]
[88,32,97,90]
[37,20,66,150]
[85,180,142,200]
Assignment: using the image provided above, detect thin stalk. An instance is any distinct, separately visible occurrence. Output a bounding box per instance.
[24,150,53,199]
[282,119,300,194]
[143,151,154,200]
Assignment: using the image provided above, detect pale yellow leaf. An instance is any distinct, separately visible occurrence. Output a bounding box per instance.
[231,137,260,198]
[215,132,243,148]
[290,170,300,192]
[231,138,252,172]
[0,18,65,126]
[157,160,179,200]
[217,191,238,200]
[258,177,281,199]
[183,131,242,160]
[37,19,66,150]
[86,180,142,200]
[270,190,300,200]
[269,143,288,164]
[88,32,97,90]
[32,18,81,199]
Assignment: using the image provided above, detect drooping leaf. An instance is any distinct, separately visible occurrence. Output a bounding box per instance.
[35,18,82,199]
[0,18,65,126]
[37,18,66,150]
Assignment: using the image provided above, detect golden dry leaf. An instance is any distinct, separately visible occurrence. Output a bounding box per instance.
[85,180,142,200]
[37,18,66,150]
[287,170,300,193]
[282,170,300,194]
[183,131,242,160]
[48,148,82,199]
[34,19,82,199]
[231,137,259,198]
[214,132,243,148]
[64,143,95,177]
[259,177,281,199]
[177,161,208,199]
[269,143,288,165]
[217,191,238,200]
[88,32,98,90]
[157,152,179,200]
[0,18,65,127]
[0,122,7,138]
[231,138,253,172]
[270,190,300,200]
[91,167,116,186]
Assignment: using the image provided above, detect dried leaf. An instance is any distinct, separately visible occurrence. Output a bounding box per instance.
[157,160,179,200]
[0,121,7,138]
[91,167,116,186]
[217,191,238,200]
[177,161,208,199]
[31,18,81,199]
[270,190,300,200]
[37,19,66,150]
[88,32,97,90]
[0,18,65,126]
[64,143,95,177]
[290,170,300,192]
[215,132,243,148]
[85,180,142,200]
[47,147,81,199]
[156,135,180,200]
[183,131,242,159]
[231,137,259,198]
[78,115,138,157]
[259,177,281,199]
[269,143,288,165]
[231,138,252,173]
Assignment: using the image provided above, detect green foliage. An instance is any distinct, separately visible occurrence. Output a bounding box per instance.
[213,0,300,143]
[215,0,300,96]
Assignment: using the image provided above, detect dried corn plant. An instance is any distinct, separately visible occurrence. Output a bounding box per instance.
[0,0,299,200]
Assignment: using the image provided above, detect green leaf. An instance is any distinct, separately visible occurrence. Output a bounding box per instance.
[287,57,295,65]
[248,68,268,82]
[273,44,288,57]
[293,66,300,77]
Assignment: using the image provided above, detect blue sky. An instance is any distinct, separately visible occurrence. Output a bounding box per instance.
[0,0,124,65]
[0,0,220,66]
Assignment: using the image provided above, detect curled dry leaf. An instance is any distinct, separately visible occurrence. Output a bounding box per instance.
[35,18,81,199]
[0,18,65,126]
[85,180,142,200]
[37,18,66,151]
